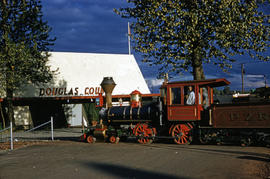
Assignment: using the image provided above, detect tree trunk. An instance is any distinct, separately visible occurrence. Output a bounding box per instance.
[193,65,205,80]
[192,46,205,80]
[6,88,15,127]
[0,103,5,128]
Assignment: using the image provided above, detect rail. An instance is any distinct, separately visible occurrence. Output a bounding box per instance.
[0,117,54,150]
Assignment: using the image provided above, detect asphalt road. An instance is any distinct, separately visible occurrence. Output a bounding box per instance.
[0,141,269,179]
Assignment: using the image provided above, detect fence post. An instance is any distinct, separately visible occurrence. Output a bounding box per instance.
[10,122,13,150]
[51,117,54,141]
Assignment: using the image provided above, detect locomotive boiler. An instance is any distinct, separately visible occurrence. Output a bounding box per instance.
[81,77,270,146]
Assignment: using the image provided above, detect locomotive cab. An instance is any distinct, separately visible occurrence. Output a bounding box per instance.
[161,79,230,122]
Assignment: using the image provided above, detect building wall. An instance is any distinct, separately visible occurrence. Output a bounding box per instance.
[14,52,150,128]
[64,104,84,127]
[20,52,150,98]
[14,106,33,129]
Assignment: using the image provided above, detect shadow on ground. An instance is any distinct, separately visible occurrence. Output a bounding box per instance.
[79,161,190,179]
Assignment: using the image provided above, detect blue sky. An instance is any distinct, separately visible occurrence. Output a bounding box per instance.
[42,0,270,93]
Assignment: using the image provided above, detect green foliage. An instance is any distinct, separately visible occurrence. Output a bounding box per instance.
[115,0,270,80]
[0,0,55,125]
[223,86,232,95]
[0,0,55,96]
[83,103,99,122]
[213,86,232,95]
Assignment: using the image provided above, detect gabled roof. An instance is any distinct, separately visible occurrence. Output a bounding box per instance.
[163,78,230,88]
[19,52,150,97]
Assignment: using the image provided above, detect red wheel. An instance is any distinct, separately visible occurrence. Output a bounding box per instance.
[134,124,154,144]
[109,136,119,143]
[172,124,192,145]
[86,135,95,144]
[109,136,116,143]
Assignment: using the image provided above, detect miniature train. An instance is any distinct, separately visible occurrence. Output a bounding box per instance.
[81,77,270,146]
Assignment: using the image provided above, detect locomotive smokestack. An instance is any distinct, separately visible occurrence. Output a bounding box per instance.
[100,77,116,108]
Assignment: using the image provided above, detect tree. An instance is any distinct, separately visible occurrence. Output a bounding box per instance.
[115,0,270,80]
[0,0,55,126]
[223,86,231,95]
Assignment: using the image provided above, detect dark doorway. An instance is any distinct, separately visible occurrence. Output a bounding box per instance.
[30,102,68,128]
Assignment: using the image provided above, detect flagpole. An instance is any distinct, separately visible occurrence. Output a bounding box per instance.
[128,22,131,55]
[241,63,244,93]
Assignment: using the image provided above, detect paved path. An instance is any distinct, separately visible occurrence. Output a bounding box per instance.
[1,128,83,143]
[0,142,269,179]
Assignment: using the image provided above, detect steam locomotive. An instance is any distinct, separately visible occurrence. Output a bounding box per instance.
[81,77,270,146]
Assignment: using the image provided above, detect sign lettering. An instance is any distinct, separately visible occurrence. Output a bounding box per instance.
[228,111,269,121]
[39,87,103,96]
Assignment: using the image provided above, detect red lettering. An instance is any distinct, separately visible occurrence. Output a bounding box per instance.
[95,87,100,94]
[68,88,73,95]
[58,88,64,95]
[75,87,79,95]
[89,87,94,95]
[85,87,89,95]
[52,88,56,95]
[64,88,68,95]
[41,87,102,96]
[39,88,45,96]
[46,88,52,96]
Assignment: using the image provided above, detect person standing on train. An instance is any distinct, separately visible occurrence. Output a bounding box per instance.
[202,87,209,109]
[186,86,195,105]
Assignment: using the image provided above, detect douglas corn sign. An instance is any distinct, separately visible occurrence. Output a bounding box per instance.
[39,87,104,96]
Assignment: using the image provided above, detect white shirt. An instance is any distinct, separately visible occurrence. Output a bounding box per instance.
[186,91,195,105]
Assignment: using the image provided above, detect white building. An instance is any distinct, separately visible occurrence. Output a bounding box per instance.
[12,52,150,127]
[22,52,150,97]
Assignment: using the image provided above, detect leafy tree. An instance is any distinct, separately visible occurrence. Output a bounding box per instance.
[223,86,231,95]
[0,0,55,126]
[115,0,270,80]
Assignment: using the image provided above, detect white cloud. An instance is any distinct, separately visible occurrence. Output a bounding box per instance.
[225,73,266,90]
[145,72,266,92]
[145,78,163,87]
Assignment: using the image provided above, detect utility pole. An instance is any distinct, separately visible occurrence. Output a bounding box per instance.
[241,63,244,93]
[264,75,267,87]
[128,22,131,55]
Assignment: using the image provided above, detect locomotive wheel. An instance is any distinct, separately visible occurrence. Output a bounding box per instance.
[199,130,212,144]
[135,124,154,144]
[109,136,119,144]
[109,136,116,143]
[240,137,252,147]
[86,135,96,144]
[172,124,192,145]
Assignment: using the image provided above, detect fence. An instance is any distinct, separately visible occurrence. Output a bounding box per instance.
[0,122,13,150]
[0,117,54,150]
